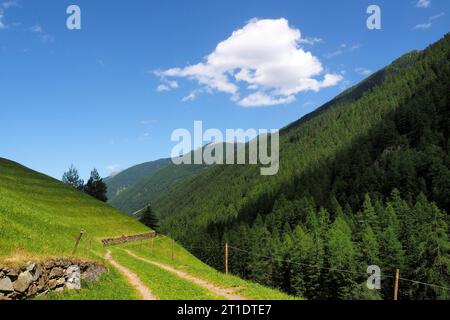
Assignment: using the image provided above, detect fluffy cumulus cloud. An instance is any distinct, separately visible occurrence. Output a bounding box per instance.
[156,18,342,107]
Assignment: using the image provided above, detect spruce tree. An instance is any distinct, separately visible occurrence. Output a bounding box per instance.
[84,168,108,202]
[326,214,357,299]
[360,225,380,267]
[290,225,320,299]
[411,195,450,299]
[139,204,159,231]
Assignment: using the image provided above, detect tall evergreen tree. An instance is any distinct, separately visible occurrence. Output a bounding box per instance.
[360,225,380,267]
[62,165,84,190]
[84,168,108,202]
[326,214,357,299]
[139,204,159,231]
[410,195,450,299]
[379,224,405,299]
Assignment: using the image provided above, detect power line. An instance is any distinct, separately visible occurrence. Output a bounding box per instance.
[229,245,380,279]
[183,243,450,292]
[229,245,450,291]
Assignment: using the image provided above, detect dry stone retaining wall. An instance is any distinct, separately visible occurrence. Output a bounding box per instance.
[0,259,107,300]
[102,232,156,246]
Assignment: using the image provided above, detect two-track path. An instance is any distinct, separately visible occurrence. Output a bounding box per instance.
[124,250,247,300]
[104,250,158,300]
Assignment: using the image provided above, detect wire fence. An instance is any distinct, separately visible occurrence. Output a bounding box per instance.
[71,230,450,294]
[185,242,450,292]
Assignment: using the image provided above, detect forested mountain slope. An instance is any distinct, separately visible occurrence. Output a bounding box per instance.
[105,158,172,200]
[107,143,243,214]
[108,163,207,214]
[153,34,450,300]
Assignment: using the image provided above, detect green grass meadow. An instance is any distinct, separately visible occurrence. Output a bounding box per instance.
[117,237,299,300]
[0,158,148,265]
[0,158,297,300]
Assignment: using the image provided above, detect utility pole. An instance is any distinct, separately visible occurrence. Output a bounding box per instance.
[394,269,400,301]
[225,241,228,275]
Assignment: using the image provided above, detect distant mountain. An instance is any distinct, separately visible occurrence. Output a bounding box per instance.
[108,162,207,214]
[104,158,172,200]
[106,143,245,214]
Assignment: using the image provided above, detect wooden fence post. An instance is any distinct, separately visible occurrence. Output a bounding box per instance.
[85,235,92,251]
[394,269,400,301]
[151,237,154,255]
[171,238,175,260]
[72,229,85,255]
[225,242,229,275]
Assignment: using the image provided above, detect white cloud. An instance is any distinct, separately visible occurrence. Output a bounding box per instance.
[239,92,295,107]
[324,49,343,59]
[299,36,323,46]
[0,9,5,29]
[30,24,42,33]
[413,11,445,30]
[429,12,445,20]
[355,67,373,76]
[0,1,19,29]
[156,78,178,92]
[156,18,342,107]
[106,165,122,177]
[349,44,361,51]
[416,0,431,8]
[157,84,170,92]
[182,91,198,102]
[324,43,361,59]
[413,22,432,30]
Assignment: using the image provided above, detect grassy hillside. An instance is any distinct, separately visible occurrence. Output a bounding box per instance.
[0,157,295,300]
[0,157,149,263]
[111,237,297,300]
[104,158,172,200]
[152,34,450,300]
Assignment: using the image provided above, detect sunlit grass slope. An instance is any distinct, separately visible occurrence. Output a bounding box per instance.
[0,157,149,264]
[117,237,298,300]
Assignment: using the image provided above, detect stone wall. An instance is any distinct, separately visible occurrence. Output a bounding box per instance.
[102,231,156,246]
[0,259,108,300]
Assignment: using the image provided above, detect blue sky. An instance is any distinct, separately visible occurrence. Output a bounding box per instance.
[0,0,449,180]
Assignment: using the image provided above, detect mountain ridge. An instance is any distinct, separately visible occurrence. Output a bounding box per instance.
[150,34,450,300]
